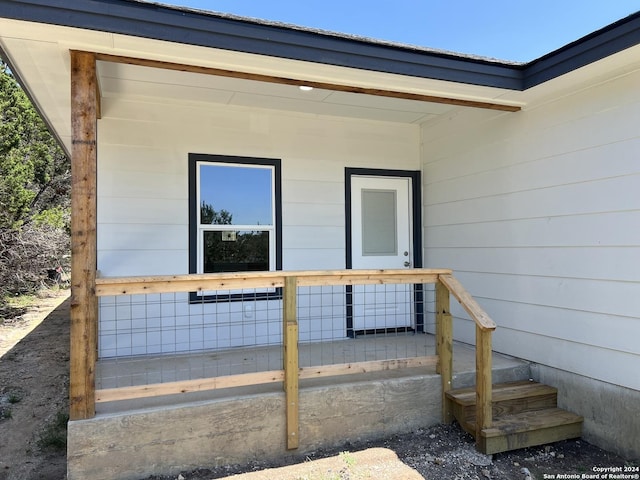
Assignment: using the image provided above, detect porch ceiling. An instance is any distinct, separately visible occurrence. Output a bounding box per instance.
[0,17,523,156]
[96,60,456,124]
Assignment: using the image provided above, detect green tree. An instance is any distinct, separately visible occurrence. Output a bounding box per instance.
[0,59,70,307]
[0,61,69,230]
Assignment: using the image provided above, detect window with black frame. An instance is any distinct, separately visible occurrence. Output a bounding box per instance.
[188,154,282,301]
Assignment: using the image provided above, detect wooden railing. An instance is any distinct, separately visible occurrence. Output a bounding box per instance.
[91,269,496,449]
[436,274,497,446]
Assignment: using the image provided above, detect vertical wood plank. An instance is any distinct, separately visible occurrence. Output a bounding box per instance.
[283,276,299,449]
[440,313,453,423]
[475,325,493,443]
[436,280,453,423]
[69,51,98,420]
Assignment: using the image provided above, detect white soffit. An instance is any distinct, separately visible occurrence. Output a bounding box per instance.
[97,61,452,124]
[0,18,527,149]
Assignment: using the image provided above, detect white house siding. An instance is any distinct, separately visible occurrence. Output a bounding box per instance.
[421,69,640,392]
[97,96,419,357]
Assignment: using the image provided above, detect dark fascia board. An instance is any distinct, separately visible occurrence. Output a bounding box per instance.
[0,0,525,89]
[524,10,640,89]
[0,1,638,92]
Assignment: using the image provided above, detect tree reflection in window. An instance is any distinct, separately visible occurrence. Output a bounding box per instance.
[200,202,269,273]
[203,229,269,273]
[200,201,232,225]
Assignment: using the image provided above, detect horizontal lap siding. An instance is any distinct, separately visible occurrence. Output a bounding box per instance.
[431,246,639,282]
[97,97,419,356]
[98,98,419,276]
[422,70,640,390]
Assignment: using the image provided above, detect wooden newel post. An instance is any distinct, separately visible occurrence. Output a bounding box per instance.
[69,50,98,421]
[435,279,453,423]
[475,325,493,444]
[283,276,299,449]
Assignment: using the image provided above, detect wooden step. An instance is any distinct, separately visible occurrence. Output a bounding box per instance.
[446,381,558,435]
[479,407,584,454]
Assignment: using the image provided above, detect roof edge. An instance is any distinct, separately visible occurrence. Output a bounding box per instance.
[0,0,524,90]
[523,10,640,89]
[0,0,638,92]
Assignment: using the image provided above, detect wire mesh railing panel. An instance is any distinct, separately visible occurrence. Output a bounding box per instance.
[96,278,439,390]
[296,283,435,368]
[97,289,284,389]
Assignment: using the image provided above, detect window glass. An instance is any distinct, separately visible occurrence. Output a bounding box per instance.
[361,189,397,256]
[203,230,269,273]
[199,165,272,226]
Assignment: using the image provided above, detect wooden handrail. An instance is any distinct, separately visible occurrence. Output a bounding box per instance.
[438,274,496,331]
[95,268,453,296]
[436,273,496,448]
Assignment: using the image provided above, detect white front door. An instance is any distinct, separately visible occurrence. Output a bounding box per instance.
[350,175,413,331]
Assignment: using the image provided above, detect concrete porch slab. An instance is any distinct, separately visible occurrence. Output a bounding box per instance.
[69,340,529,480]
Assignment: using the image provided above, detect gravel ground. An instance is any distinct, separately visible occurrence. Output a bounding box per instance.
[145,423,638,480]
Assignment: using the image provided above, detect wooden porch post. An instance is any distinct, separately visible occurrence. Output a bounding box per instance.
[435,279,453,423]
[283,276,299,449]
[69,50,98,420]
[475,326,493,444]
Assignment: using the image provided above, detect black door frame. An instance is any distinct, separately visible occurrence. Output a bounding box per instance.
[344,167,423,337]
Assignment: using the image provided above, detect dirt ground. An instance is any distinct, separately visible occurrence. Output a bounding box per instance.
[148,424,638,480]
[0,293,637,480]
[0,290,70,480]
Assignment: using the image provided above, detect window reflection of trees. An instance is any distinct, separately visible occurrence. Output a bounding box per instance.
[201,201,269,273]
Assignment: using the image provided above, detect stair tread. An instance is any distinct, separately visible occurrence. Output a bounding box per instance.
[447,380,557,406]
[480,407,583,438]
